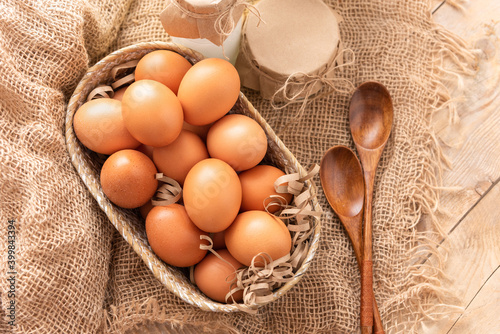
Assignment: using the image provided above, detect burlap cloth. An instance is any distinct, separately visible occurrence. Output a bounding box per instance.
[0,0,476,333]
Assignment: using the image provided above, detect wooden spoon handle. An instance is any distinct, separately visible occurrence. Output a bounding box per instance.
[353,244,384,333]
[361,168,375,333]
[373,296,384,334]
[361,259,374,332]
[362,327,373,334]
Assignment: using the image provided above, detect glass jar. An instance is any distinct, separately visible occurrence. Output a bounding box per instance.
[160,0,245,65]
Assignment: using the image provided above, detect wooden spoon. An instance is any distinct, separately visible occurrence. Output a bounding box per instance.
[349,81,393,334]
[319,145,384,334]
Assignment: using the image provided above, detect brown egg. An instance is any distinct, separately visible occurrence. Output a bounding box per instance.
[146,204,208,267]
[238,165,293,213]
[100,149,158,209]
[182,121,212,141]
[183,158,242,233]
[73,99,140,154]
[225,210,291,266]
[112,86,128,101]
[178,58,240,126]
[135,50,192,95]
[207,114,267,172]
[153,130,209,185]
[122,79,183,147]
[194,249,244,303]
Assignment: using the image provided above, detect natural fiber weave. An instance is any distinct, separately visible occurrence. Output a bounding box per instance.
[64,41,322,313]
[0,0,476,333]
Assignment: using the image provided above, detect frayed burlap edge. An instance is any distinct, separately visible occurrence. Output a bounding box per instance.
[102,17,479,334]
[376,20,479,333]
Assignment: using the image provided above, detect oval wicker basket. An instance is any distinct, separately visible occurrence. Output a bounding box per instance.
[65,41,322,312]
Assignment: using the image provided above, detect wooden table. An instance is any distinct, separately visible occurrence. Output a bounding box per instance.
[420,1,500,332]
[138,2,500,333]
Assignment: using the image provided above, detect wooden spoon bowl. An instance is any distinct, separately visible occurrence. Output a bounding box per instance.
[320,145,364,254]
[350,82,393,152]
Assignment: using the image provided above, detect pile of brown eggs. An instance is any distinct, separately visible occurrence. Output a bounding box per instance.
[73,50,294,303]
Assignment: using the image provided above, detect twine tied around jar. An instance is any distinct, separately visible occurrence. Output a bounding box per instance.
[213,0,264,60]
[163,0,263,51]
[270,47,356,133]
[214,0,264,43]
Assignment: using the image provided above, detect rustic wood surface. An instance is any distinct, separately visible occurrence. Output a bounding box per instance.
[420,0,500,332]
[135,1,500,333]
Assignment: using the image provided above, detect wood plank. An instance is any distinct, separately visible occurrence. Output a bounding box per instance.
[422,3,500,332]
[424,0,500,235]
[419,182,500,333]
[431,0,446,14]
[449,266,500,333]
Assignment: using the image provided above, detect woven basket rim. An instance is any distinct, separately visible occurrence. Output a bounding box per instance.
[64,41,322,312]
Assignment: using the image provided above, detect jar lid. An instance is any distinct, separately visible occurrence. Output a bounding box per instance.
[235,0,342,100]
[160,0,245,46]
